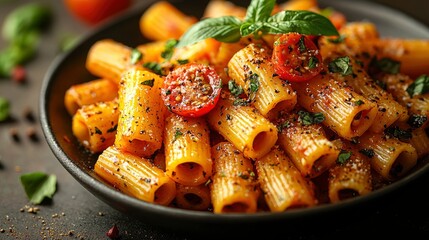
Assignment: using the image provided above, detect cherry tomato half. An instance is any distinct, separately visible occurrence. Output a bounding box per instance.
[272,33,323,82]
[161,63,222,117]
[64,0,131,26]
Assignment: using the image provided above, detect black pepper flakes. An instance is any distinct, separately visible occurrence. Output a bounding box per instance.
[27,127,39,142]
[10,128,20,142]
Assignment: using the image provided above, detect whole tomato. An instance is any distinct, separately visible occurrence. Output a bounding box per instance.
[64,0,132,26]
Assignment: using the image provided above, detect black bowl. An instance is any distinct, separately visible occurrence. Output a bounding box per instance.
[40,0,429,237]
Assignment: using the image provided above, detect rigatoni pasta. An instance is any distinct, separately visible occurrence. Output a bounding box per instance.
[72,99,119,153]
[64,0,429,214]
[206,94,278,160]
[65,78,118,115]
[164,114,212,186]
[210,142,259,213]
[114,67,165,158]
[255,145,317,212]
[94,146,176,206]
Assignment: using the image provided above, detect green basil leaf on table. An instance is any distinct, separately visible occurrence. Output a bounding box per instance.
[20,172,57,205]
[2,3,52,41]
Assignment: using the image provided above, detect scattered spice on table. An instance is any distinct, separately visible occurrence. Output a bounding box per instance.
[106,224,120,239]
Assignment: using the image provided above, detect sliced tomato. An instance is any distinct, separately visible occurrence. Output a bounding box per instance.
[161,63,222,117]
[272,33,323,82]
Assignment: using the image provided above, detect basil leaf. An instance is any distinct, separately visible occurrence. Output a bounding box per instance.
[406,74,429,97]
[177,16,242,48]
[20,172,57,204]
[240,21,259,37]
[161,39,178,60]
[370,57,400,74]
[298,110,325,125]
[245,0,276,23]
[0,97,10,121]
[130,48,143,64]
[266,10,339,36]
[2,3,52,41]
[328,56,353,76]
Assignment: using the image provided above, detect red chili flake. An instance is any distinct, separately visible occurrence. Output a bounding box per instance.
[12,66,26,84]
[106,224,119,239]
[63,135,71,143]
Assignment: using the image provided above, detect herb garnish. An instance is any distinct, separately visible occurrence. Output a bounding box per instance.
[337,150,352,164]
[228,80,244,97]
[141,79,155,87]
[161,39,179,60]
[369,57,400,74]
[359,148,375,158]
[385,126,412,141]
[20,172,57,204]
[406,74,429,97]
[328,56,353,76]
[0,97,10,121]
[298,110,325,125]
[407,114,427,129]
[176,0,338,48]
[143,62,163,76]
[130,48,143,64]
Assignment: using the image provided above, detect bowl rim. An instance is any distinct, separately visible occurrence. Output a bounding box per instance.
[39,0,429,225]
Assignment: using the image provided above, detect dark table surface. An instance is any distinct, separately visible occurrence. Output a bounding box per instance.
[1,0,429,239]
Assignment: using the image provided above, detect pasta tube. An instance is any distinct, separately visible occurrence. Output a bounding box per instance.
[227,43,297,120]
[328,139,372,203]
[64,78,118,115]
[206,94,278,160]
[85,39,133,83]
[94,146,176,206]
[358,131,418,180]
[72,99,119,153]
[164,114,212,186]
[255,145,317,212]
[174,183,211,211]
[276,110,340,178]
[328,56,409,133]
[291,72,378,140]
[203,0,246,19]
[139,1,197,41]
[114,68,165,158]
[210,142,259,213]
[380,73,429,129]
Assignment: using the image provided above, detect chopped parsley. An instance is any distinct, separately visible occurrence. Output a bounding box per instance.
[337,150,352,165]
[384,126,412,141]
[369,57,400,74]
[228,80,244,97]
[406,74,429,97]
[359,148,375,158]
[130,48,143,64]
[143,62,163,76]
[298,110,325,125]
[141,79,155,87]
[173,129,183,142]
[161,39,178,60]
[328,56,353,76]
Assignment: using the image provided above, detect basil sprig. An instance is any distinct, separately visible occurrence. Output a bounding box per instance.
[177,0,339,48]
